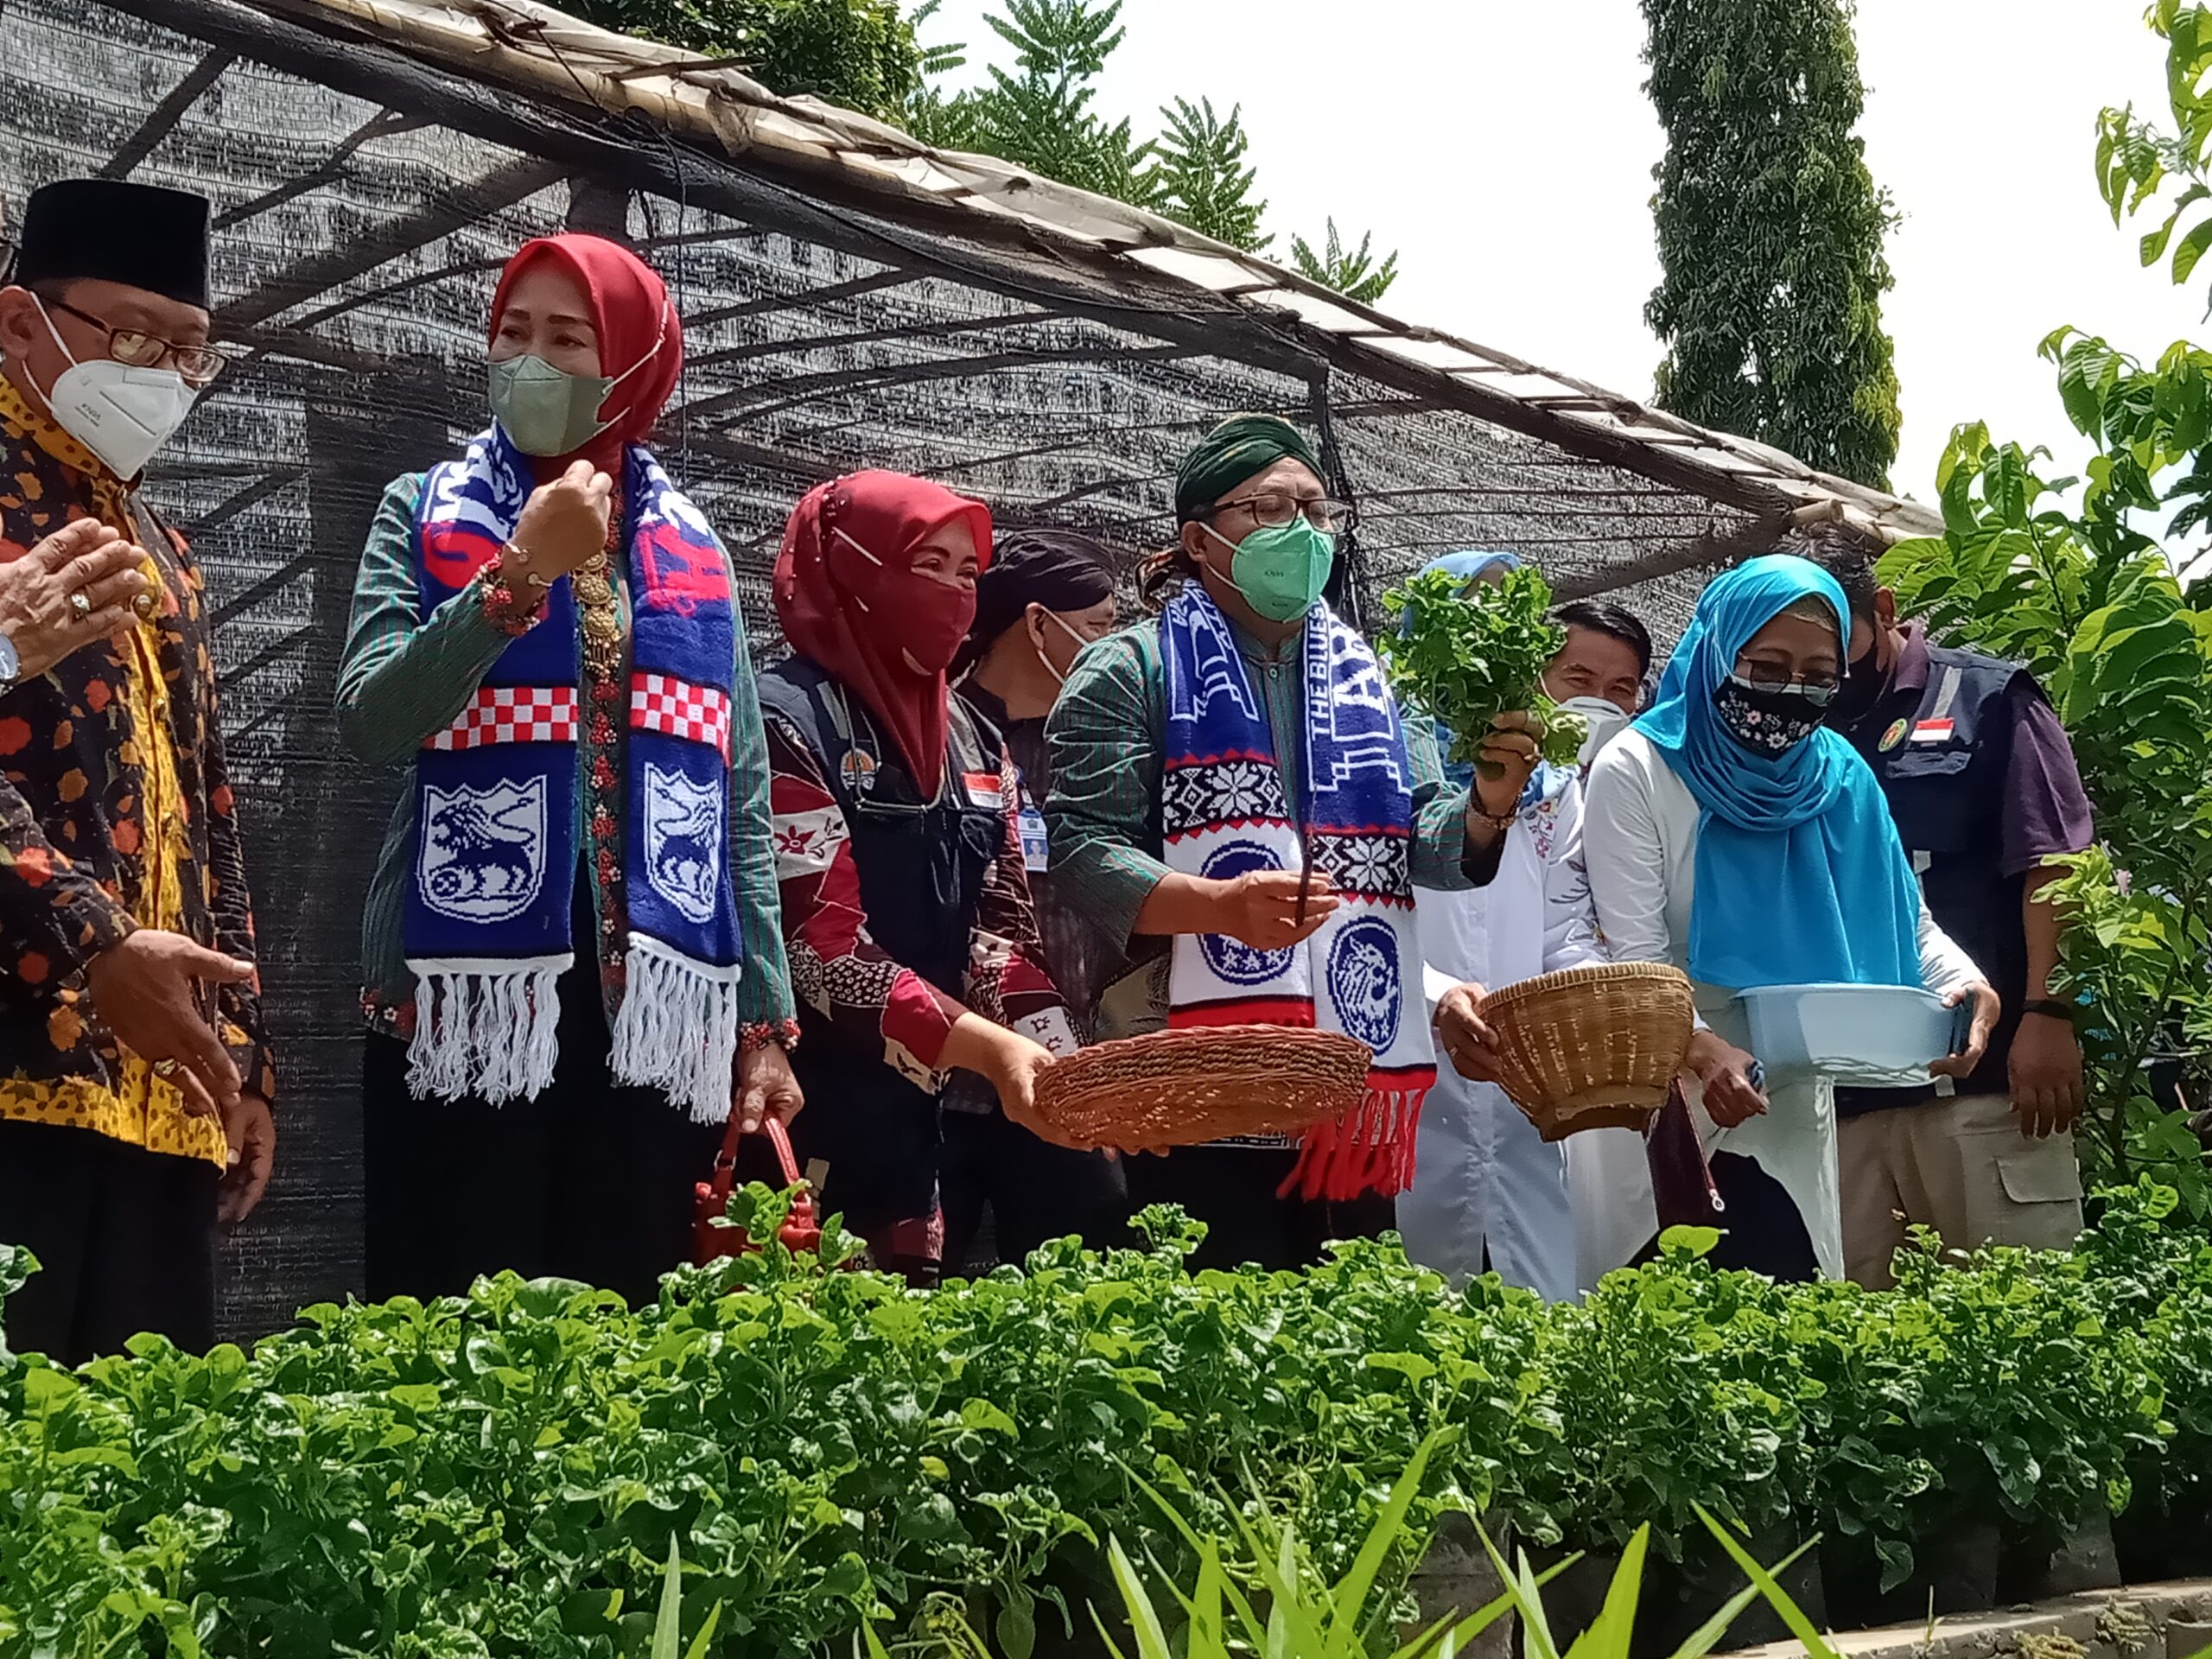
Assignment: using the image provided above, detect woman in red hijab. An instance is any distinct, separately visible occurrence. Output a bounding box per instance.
[336,233,801,1304]
[758,472,1083,1283]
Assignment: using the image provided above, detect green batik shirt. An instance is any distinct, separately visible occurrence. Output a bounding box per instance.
[1041,607,1495,1032]
[335,472,795,1035]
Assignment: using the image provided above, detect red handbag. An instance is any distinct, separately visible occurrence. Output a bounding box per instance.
[693,1115,823,1264]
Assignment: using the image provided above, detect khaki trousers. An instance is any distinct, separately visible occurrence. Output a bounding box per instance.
[1838,1093,2086,1289]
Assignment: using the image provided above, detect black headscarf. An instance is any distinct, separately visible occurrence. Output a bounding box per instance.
[955,528,1116,674]
[11,180,213,309]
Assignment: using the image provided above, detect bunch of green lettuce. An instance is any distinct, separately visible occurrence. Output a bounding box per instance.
[1377,565,1585,773]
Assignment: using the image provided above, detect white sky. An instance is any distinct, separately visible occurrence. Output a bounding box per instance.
[918,0,2209,502]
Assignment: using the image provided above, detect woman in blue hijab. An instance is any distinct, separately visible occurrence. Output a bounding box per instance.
[1573,555,1999,1282]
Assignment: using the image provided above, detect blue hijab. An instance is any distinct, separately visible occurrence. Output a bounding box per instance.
[1411,550,1567,809]
[1634,555,1921,990]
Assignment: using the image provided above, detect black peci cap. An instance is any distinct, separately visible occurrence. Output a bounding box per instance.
[10,179,213,309]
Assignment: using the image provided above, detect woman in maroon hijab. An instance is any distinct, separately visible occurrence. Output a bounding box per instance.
[758,471,1082,1283]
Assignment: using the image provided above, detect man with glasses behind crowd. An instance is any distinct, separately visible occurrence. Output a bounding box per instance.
[0,179,276,1363]
[1802,528,2090,1288]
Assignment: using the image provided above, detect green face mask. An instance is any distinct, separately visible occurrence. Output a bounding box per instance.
[486,354,619,457]
[1204,518,1337,622]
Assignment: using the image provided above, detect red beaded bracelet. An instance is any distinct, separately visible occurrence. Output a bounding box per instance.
[741,1019,801,1054]
[477,545,547,637]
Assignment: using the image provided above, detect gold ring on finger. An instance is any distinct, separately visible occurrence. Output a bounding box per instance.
[130,592,157,620]
[67,589,92,620]
[152,1058,180,1078]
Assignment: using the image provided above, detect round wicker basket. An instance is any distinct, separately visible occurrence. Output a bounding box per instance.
[1478,962,1696,1142]
[1030,1025,1372,1154]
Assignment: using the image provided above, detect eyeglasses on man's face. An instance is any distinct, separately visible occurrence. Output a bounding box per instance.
[1208,491,1354,532]
[47,297,229,388]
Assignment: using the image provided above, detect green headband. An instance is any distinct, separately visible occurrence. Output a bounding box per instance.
[1174,414,1324,523]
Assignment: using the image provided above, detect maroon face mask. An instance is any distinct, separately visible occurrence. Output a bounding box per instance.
[879,557,979,679]
[773,472,994,796]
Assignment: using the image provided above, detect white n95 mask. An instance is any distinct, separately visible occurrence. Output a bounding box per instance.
[1557,695,1633,767]
[34,297,198,480]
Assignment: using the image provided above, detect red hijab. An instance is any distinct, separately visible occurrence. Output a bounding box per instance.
[488,234,683,469]
[775,472,994,795]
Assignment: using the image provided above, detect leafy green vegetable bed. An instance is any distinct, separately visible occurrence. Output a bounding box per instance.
[1,1184,2204,1658]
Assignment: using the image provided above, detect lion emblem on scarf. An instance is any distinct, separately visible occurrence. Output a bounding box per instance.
[644,762,723,926]
[419,777,546,924]
[1325,916,1402,1052]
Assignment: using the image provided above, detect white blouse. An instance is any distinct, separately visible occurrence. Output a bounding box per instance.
[1580,730,1982,1016]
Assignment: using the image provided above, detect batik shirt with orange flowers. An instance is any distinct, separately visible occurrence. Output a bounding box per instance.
[0,375,274,1167]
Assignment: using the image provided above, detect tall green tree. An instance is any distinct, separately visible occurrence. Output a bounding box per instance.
[579,0,1402,299]
[2097,0,2212,307]
[904,0,1395,296]
[573,0,924,122]
[941,0,1156,201]
[1290,219,1400,306]
[1641,0,1901,486]
[1882,3,2212,1205]
[1152,96,1268,251]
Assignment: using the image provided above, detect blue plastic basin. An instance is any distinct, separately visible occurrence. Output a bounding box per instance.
[1735,982,1970,1086]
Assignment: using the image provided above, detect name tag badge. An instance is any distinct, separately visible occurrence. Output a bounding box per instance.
[1909,718,1955,746]
[1019,801,1050,873]
[963,770,1004,810]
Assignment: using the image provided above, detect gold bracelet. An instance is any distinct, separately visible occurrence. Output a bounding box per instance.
[503,541,551,589]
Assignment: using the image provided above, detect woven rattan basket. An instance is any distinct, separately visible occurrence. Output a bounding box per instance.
[1031,1025,1372,1154]
[1479,962,1696,1141]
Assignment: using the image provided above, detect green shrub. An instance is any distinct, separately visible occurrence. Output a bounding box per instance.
[1548,1230,1804,1561]
[2077,1180,2212,1529]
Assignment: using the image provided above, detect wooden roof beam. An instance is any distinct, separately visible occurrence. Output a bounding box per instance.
[217,153,567,329]
[100,47,236,178]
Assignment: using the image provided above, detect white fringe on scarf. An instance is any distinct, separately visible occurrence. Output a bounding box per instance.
[607,933,746,1124]
[406,957,568,1106]
[406,938,742,1122]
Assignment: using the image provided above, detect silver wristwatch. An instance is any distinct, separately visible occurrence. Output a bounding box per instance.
[0,627,19,697]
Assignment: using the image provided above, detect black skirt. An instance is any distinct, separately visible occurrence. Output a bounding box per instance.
[939,1105,1131,1273]
[363,883,721,1307]
[0,1118,218,1366]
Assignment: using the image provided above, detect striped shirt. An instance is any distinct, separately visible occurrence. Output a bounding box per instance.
[335,472,795,1031]
[958,682,1122,1037]
[1042,607,1491,1032]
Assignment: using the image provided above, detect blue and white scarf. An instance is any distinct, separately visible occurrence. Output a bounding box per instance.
[404,426,744,1121]
[1159,587,1436,1199]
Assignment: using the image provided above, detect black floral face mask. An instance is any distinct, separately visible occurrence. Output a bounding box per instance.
[1713,674,1825,758]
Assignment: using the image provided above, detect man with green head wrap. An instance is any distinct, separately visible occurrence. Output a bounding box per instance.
[1043,414,1546,1270]
[1171,412,1325,526]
